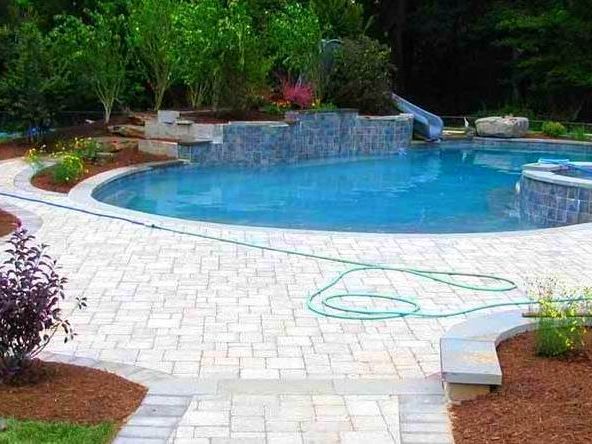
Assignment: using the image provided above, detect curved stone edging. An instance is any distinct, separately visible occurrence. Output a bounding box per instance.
[522,162,592,189]
[437,309,591,402]
[474,136,592,149]
[13,162,64,197]
[440,310,536,401]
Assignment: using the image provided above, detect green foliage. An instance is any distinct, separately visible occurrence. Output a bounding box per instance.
[536,299,586,357]
[51,152,85,184]
[172,0,223,108]
[0,21,70,137]
[24,147,46,171]
[215,1,270,110]
[52,6,129,123]
[128,0,179,110]
[0,419,115,444]
[68,137,102,163]
[528,277,589,357]
[495,1,592,119]
[327,36,393,114]
[568,126,589,141]
[267,3,322,85]
[311,0,366,38]
[541,121,567,138]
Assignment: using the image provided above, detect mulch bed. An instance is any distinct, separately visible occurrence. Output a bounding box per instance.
[0,360,146,425]
[0,209,19,237]
[450,329,592,444]
[186,109,285,124]
[32,146,170,193]
[0,117,130,161]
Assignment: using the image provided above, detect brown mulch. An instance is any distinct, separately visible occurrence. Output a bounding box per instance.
[450,330,592,444]
[0,209,19,237]
[32,146,170,193]
[0,117,131,161]
[0,360,146,425]
[185,109,285,124]
[0,139,31,161]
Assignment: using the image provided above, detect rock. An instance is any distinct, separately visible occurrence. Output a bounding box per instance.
[475,116,529,138]
[95,137,139,152]
[107,125,145,139]
[128,112,154,126]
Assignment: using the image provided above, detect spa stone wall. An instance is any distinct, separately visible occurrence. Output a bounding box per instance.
[520,176,592,227]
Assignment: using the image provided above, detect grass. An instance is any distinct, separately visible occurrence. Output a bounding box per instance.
[0,419,116,444]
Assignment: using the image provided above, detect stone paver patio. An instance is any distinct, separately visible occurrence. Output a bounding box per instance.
[2,158,592,443]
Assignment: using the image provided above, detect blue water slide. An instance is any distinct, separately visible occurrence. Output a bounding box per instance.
[392,93,444,142]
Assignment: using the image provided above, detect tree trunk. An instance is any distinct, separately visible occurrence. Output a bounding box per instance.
[102,102,112,125]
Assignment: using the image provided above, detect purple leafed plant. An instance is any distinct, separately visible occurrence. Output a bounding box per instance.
[0,228,86,382]
[281,79,314,109]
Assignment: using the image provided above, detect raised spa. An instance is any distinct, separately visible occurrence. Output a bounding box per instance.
[93,143,592,234]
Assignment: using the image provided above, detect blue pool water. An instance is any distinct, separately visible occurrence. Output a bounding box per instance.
[94,144,592,233]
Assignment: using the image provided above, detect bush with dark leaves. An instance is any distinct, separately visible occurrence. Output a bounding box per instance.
[327,36,395,115]
[0,228,86,382]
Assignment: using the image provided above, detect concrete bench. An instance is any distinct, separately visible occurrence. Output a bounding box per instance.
[440,310,536,402]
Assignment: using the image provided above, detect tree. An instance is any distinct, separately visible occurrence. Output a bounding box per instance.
[212,0,270,110]
[173,0,224,108]
[495,0,592,119]
[311,0,366,38]
[129,0,179,110]
[0,21,70,138]
[53,7,128,123]
[267,3,323,87]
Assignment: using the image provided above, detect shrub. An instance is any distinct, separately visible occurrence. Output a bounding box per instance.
[261,100,291,116]
[24,147,46,172]
[529,277,589,357]
[0,21,70,139]
[71,138,101,163]
[542,121,567,138]
[327,36,394,114]
[51,152,85,184]
[281,80,314,109]
[0,229,86,382]
[569,126,589,141]
[535,299,586,357]
[267,3,322,85]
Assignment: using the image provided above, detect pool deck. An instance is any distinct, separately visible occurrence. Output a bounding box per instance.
[2,158,592,443]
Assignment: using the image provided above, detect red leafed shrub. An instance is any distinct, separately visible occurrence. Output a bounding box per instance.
[281,80,314,109]
[0,228,86,383]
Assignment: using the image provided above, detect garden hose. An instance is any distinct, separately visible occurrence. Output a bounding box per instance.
[1,190,590,320]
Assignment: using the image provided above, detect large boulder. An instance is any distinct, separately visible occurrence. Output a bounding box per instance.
[475,116,529,138]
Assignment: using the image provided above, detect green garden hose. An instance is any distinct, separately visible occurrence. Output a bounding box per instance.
[1,190,589,320]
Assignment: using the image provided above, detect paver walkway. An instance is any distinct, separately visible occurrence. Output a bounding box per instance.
[2,158,592,442]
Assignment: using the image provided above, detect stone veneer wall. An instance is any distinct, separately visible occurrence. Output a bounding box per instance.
[176,110,413,166]
[520,176,592,227]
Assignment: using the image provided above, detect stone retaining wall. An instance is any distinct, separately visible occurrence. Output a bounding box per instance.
[167,110,413,166]
[520,175,592,227]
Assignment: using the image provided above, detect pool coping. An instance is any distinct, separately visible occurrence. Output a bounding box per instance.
[473,137,592,148]
[64,155,592,240]
[522,161,592,189]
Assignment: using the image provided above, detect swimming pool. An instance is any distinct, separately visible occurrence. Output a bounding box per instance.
[93,143,592,233]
